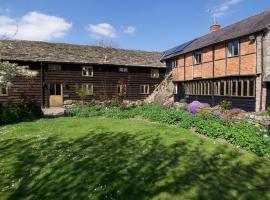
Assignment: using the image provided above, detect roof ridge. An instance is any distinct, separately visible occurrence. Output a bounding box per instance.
[1,39,162,54]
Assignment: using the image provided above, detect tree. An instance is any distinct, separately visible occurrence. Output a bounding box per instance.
[0,61,38,88]
[0,31,38,88]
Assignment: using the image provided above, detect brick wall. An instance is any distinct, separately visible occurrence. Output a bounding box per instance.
[172,35,257,82]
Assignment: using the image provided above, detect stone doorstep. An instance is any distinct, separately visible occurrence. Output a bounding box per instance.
[42,107,66,116]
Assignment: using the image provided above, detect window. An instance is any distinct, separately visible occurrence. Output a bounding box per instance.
[81,84,94,95]
[151,69,160,78]
[227,40,239,57]
[119,67,128,73]
[174,84,178,94]
[0,87,8,96]
[117,84,127,95]
[232,81,237,96]
[171,59,178,68]
[249,80,255,97]
[49,83,61,95]
[214,82,219,95]
[237,81,242,96]
[193,50,202,64]
[243,80,248,96]
[48,64,61,71]
[82,66,93,77]
[140,84,150,94]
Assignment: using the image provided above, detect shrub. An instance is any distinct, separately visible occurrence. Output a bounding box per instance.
[0,96,43,125]
[187,101,209,115]
[67,105,105,117]
[219,100,232,111]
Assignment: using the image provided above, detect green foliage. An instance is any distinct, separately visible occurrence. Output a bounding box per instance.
[67,103,270,158]
[219,100,232,111]
[67,105,105,117]
[0,96,43,125]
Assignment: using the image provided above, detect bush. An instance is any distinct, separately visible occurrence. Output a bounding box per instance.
[0,97,43,125]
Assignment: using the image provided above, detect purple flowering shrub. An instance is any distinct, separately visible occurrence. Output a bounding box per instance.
[163,99,174,108]
[187,101,210,115]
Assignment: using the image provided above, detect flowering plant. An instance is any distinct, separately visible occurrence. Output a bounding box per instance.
[187,101,209,115]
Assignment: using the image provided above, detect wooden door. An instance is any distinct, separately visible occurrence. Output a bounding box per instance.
[49,83,63,107]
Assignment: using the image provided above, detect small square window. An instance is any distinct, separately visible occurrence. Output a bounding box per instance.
[82,66,93,77]
[48,64,61,71]
[193,51,202,65]
[140,84,150,94]
[151,69,159,78]
[0,87,8,96]
[227,40,239,57]
[119,67,128,73]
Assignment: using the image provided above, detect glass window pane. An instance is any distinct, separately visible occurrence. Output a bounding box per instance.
[243,81,248,96]
[55,84,61,95]
[220,81,225,96]
[238,81,242,96]
[249,80,255,97]
[232,81,237,96]
[226,81,230,95]
[50,84,55,95]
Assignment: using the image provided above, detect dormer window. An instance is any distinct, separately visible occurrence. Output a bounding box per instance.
[227,40,239,57]
[82,66,93,77]
[193,50,202,65]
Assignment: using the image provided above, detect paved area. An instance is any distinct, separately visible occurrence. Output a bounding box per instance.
[42,107,66,116]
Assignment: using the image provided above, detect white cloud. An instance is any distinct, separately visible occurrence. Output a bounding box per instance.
[210,0,242,19]
[86,23,117,39]
[0,11,72,41]
[123,26,136,34]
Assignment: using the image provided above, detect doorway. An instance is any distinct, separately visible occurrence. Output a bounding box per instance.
[49,83,63,107]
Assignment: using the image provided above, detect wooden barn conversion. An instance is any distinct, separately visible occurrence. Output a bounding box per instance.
[0,40,165,107]
[161,9,270,112]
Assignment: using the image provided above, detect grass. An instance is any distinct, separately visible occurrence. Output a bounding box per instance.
[0,117,270,200]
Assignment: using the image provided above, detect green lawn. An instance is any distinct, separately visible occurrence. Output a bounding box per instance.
[0,117,270,200]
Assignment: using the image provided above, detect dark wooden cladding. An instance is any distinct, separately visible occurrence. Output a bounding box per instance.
[266,83,270,109]
[0,61,166,107]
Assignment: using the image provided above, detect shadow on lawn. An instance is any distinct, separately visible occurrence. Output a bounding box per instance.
[0,132,270,200]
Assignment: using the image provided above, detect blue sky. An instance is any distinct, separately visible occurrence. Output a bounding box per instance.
[0,0,269,51]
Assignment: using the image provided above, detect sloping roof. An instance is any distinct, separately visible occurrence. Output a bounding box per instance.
[161,9,270,61]
[0,40,165,68]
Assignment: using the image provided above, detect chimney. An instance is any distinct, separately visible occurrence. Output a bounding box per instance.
[210,21,221,32]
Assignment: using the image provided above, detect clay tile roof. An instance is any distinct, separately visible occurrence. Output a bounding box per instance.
[161,9,270,61]
[0,40,165,68]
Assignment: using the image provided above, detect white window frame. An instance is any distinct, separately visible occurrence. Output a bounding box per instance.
[0,87,8,96]
[81,83,93,95]
[119,67,128,73]
[140,84,150,94]
[151,69,160,78]
[227,40,239,57]
[171,59,178,68]
[193,50,202,65]
[82,66,93,77]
